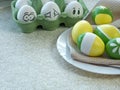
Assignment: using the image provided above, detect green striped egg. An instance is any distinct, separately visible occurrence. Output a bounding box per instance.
[92,5,113,25]
[77,32,105,56]
[94,24,120,44]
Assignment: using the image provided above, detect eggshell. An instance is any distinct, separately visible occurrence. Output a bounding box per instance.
[72,20,93,44]
[17,5,37,23]
[40,1,61,21]
[64,1,83,18]
[106,38,120,59]
[15,0,29,9]
[77,32,105,56]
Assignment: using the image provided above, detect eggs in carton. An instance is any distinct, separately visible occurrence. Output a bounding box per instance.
[11,0,88,33]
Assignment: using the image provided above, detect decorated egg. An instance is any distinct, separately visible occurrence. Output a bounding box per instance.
[40,1,61,21]
[77,32,105,56]
[64,1,83,18]
[92,5,113,25]
[72,20,93,44]
[17,5,37,23]
[106,38,120,59]
[94,24,120,44]
[15,0,30,9]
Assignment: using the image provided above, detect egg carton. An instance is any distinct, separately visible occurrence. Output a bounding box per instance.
[11,0,89,33]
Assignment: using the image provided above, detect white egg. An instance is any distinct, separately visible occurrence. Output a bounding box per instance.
[17,5,37,23]
[15,0,29,9]
[64,0,77,4]
[40,1,61,21]
[64,1,83,18]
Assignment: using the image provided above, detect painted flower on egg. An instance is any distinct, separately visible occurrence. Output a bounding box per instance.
[106,38,120,59]
[110,38,120,55]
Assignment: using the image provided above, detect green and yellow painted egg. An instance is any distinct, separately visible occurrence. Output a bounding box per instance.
[77,32,105,57]
[72,20,93,44]
[92,5,113,25]
[106,38,120,59]
[94,24,120,44]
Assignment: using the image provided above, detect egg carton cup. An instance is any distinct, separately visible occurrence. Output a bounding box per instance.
[11,0,89,33]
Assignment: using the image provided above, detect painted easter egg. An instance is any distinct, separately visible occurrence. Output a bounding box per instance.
[17,5,37,23]
[64,1,83,18]
[72,20,93,44]
[92,5,113,25]
[15,0,29,9]
[94,24,120,44]
[40,1,61,21]
[77,32,105,56]
[106,38,120,59]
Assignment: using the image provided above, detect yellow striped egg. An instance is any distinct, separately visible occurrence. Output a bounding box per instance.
[77,32,105,56]
[94,24,120,44]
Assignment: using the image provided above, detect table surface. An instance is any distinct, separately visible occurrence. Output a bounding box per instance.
[0,0,120,90]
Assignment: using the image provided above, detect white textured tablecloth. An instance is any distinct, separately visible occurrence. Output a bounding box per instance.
[0,0,120,90]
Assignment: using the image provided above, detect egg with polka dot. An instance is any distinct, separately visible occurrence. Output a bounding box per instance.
[40,1,61,21]
[64,1,83,18]
[17,5,37,23]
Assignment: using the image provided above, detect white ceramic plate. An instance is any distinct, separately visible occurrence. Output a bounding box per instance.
[56,29,120,75]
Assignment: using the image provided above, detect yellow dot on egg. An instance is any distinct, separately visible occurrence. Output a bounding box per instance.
[95,14,112,24]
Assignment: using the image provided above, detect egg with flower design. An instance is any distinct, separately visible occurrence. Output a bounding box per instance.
[106,38,120,59]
